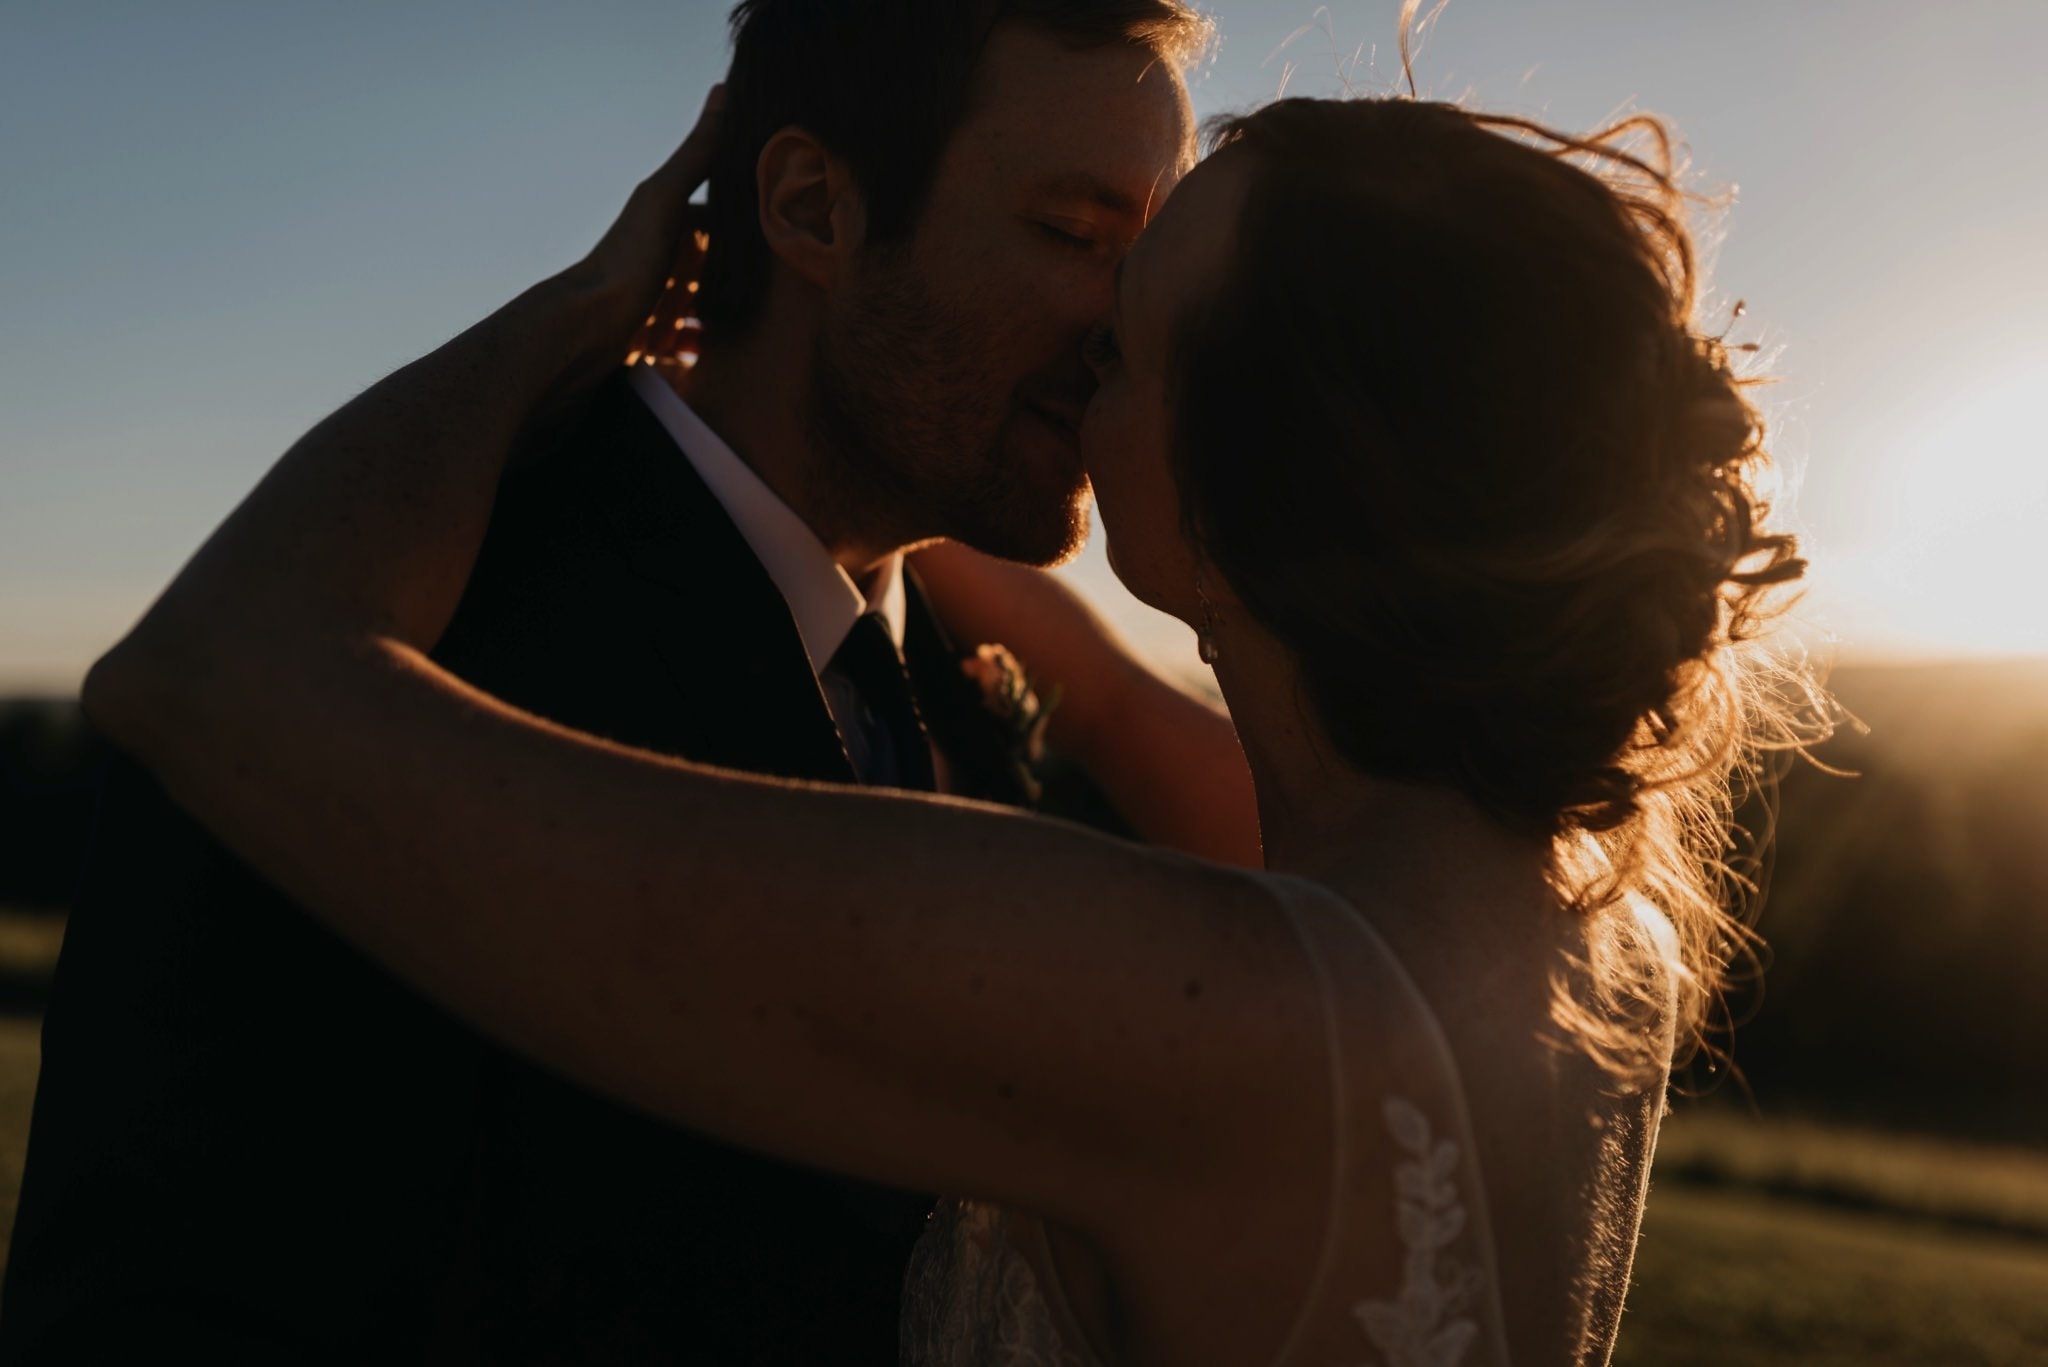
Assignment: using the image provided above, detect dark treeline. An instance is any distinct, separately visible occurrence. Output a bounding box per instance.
[0,700,107,911]
[1702,658,2048,1146]
[3,661,2046,1145]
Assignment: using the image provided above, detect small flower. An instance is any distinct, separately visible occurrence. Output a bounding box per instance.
[961,643,1058,766]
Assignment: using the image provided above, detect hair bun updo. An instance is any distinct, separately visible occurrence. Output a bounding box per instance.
[1169,97,1815,1070]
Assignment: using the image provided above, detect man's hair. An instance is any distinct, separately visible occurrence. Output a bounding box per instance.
[697,0,1211,336]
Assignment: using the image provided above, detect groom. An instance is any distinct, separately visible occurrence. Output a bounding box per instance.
[1,2,1210,1362]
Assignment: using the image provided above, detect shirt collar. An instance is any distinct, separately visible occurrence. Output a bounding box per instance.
[629,365,905,672]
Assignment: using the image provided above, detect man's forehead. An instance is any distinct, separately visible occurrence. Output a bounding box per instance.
[958,27,1194,198]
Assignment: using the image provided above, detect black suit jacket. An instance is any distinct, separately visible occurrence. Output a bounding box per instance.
[0,373,1035,1364]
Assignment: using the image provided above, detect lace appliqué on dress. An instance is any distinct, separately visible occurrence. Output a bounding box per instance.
[1355,1097,1485,1367]
[901,1200,1092,1367]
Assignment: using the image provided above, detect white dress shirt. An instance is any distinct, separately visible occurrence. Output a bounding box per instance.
[628,365,906,671]
[628,365,926,785]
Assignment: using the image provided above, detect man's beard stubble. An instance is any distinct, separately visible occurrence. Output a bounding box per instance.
[807,259,1092,568]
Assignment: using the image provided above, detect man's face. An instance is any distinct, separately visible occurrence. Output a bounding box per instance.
[812,24,1193,566]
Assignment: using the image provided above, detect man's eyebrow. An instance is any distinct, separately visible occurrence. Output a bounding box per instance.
[1035,172,1144,220]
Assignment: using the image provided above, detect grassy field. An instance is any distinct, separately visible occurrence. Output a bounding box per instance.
[1654,1109,2048,1240]
[1621,1184,2048,1365]
[0,1015,40,1253]
[1623,1111,2048,1364]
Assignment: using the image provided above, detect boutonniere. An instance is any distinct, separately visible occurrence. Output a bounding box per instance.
[960,643,1059,769]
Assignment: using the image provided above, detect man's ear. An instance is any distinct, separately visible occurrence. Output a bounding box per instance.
[756,127,866,291]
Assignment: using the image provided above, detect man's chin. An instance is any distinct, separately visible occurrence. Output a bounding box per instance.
[1031,494,1093,568]
[949,483,1092,568]
[970,412,1094,566]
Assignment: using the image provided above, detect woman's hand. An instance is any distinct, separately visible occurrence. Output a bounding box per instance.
[547,84,725,419]
[86,88,725,756]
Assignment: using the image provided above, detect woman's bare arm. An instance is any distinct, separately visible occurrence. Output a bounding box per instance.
[911,541,1262,867]
[96,632,1320,1228]
[84,102,1323,1236]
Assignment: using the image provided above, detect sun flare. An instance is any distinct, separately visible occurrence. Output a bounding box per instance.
[1816,366,2048,658]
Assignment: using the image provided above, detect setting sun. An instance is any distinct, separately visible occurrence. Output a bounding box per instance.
[1816,364,2048,658]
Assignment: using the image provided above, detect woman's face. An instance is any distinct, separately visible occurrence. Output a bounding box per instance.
[1079,151,1252,627]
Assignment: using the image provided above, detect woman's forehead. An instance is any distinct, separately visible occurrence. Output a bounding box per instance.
[1121,151,1252,327]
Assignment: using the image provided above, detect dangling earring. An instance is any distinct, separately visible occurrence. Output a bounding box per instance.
[1195,573,1222,666]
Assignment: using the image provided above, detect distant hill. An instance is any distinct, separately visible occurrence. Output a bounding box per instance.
[4,659,2046,1141]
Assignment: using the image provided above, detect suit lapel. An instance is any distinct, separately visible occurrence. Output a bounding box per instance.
[579,373,857,786]
[571,372,1037,808]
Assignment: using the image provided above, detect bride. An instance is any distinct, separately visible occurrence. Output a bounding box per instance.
[84,80,1810,1366]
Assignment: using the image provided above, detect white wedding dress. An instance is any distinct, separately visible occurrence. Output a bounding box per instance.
[899,873,1519,1367]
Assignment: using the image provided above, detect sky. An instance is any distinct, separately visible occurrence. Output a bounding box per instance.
[4,0,2046,692]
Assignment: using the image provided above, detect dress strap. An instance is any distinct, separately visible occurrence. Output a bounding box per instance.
[1254,871,1515,1367]
[1263,873,1353,1367]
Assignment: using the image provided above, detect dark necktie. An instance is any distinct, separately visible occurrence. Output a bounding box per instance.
[825,612,937,792]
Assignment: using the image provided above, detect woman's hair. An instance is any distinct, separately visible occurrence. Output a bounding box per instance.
[1169,95,1823,1077]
